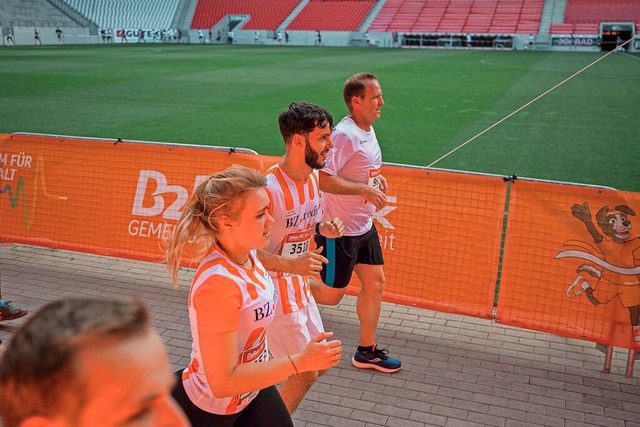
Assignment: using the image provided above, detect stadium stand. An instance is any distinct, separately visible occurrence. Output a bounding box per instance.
[190,0,299,30]
[566,0,640,24]
[61,0,179,29]
[550,0,640,34]
[0,0,78,28]
[368,0,543,35]
[549,23,578,34]
[2,0,637,48]
[287,0,376,31]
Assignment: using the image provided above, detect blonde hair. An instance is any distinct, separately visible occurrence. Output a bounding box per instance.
[165,165,266,286]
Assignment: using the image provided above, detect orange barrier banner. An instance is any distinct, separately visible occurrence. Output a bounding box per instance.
[497,180,640,350]
[0,133,270,262]
[372,167,505,317]
[1,134,505,318]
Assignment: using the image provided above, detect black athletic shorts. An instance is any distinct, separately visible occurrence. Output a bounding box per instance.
[171,371,293,427]
[314,224,384,289]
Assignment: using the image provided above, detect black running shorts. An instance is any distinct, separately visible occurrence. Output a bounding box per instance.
[314,224,384,289]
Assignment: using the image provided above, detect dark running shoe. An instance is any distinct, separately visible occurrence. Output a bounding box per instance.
[352,344,401,373]
[0,300,28,322]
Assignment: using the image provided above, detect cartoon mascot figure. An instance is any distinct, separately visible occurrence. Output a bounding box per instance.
[557,203,640,345]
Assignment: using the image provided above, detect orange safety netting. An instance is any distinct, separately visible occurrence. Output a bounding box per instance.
[10,133,640,350]
[0,133,505,319]
[497,180,640,350]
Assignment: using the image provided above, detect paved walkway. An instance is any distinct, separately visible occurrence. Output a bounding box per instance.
[1,244,639,427]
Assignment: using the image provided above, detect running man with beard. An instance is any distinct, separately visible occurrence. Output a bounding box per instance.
[258,102,345,414]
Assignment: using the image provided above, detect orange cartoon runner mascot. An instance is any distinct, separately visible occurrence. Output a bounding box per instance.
[557,203,640,345]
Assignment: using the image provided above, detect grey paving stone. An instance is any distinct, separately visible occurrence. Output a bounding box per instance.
[0,244,638,427]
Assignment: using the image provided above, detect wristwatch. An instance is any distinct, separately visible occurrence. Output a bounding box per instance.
[315,222,322,236]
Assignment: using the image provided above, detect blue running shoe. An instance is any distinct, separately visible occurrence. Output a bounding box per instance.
[352,344,401,373]
[0,300,28,322]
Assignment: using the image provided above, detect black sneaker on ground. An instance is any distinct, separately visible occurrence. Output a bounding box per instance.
[0,300,28,322]
[352,344,401,373]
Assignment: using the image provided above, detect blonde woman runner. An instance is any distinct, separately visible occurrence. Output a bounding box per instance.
[166,165,341,426]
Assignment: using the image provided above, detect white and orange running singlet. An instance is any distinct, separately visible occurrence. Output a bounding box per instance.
[181,246,277,415]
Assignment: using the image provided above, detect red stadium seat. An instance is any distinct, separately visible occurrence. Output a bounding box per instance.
[191,0,299,30]
[549,23,575,34]
[287,0,376,31]
[564,0,640,29]
[370,0,544,34]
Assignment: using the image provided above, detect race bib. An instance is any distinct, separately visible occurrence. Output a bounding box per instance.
[281,229,312,258]
[236,334,269,408]
[368,168,382,189]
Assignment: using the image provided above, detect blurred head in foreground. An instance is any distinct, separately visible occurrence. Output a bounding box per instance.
[0,297,189,427]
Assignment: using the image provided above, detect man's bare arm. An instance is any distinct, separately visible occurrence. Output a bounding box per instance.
[319,171,387,207]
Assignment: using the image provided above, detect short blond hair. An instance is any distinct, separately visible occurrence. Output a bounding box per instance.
[0,298,150,427]
[343,72,378,111]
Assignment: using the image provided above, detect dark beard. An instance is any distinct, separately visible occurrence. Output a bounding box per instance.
[304,136,325,169]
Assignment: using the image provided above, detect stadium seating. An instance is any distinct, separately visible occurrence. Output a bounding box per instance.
[0,0,77,28]
[573,23,599,33]
[564,0,640,34]
[190,0,299,30]
[550,0,640,35]
[368,0,543,34]
[62,0,179,29]
[565,0,640,25]
[549,23,576,34]
[548,22,600,35]
[287,0,376,31]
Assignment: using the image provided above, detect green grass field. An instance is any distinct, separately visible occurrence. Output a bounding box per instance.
[1,44,638,191]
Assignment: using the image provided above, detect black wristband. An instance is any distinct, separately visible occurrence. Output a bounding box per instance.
[315,222,322,236]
